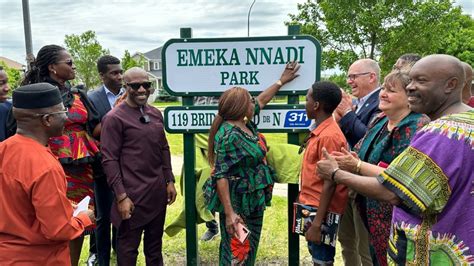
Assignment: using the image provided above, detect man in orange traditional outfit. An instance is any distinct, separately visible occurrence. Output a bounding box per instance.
[0,83,94,265]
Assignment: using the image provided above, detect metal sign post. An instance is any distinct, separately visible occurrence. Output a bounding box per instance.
[287,24,303,266]
[179,28,198,266]
[163,26,320,265]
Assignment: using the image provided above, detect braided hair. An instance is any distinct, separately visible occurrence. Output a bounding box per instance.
[21,44,66,85]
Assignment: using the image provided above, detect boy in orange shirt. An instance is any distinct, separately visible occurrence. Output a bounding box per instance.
[299,81,348,265]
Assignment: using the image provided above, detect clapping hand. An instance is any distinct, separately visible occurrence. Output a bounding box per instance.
[317,147,339,181]
[335,91,353,117]
[332,147,359,173]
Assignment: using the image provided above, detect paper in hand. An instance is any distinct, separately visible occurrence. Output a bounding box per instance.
[73,196,91,217]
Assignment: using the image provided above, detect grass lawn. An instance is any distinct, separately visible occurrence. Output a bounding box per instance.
[78,108,345,264]
[151,101,182,108]
[79,184,343,265]
[165,132,288,156]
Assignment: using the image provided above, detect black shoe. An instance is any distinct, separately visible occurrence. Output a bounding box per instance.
[87,253,98,266]
[200,229,219,241]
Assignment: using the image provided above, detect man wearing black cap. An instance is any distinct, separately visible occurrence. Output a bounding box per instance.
[101,67,176,265]
[0,83,95,265]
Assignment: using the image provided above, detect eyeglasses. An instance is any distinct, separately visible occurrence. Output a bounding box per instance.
[57,60,74,66]
[347,72,371,81]
[126,82,152,90]
[33,108,69,118]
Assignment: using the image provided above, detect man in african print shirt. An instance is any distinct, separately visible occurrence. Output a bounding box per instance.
[317,54,473,265]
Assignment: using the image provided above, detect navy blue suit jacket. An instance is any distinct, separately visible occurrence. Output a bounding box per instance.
[339,88,381,147]
[87,85,113,179]
[88,85,112,122]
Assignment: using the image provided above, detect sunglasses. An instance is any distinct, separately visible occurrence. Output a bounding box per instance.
[126,82,152,90]
[57,60,74,66]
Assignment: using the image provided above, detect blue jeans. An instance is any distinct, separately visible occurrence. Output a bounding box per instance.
[308,241,336,264]
[94,176,116,266]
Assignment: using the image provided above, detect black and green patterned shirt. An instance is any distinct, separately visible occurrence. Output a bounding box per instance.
[203,108,275,216]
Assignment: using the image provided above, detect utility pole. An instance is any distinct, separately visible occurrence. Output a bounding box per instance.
[22,0,34,70]
[247,0,256,37]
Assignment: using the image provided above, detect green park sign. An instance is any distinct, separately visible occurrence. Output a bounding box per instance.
[162,35,321,96]
[164,105,310,133]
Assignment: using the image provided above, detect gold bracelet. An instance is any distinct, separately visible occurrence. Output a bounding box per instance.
[275,79,283,86]
[356,159,362,174]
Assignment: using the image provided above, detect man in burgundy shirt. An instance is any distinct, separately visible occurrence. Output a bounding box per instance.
[101,67,177,265]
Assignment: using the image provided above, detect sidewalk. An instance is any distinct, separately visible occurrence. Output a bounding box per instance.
[171,155,289,197]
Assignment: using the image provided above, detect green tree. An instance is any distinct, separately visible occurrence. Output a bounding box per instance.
[121,50,145,71]
[288,0,474,74]
[437,12,474,66]
[0,61,22,95]
[325,73,350,92]
[64,30,109,89]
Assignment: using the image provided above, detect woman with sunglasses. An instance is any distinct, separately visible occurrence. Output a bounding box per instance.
[17,44,100,266]
[203,62,299,265]
[329,66,429,266]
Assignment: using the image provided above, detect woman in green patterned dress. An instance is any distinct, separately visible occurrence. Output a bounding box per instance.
[204,62,300,265]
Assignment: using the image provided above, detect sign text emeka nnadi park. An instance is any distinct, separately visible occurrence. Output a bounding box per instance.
[162,36,320,96]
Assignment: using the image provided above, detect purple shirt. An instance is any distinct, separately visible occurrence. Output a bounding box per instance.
[378,110,474,265]
[101,103,173,229]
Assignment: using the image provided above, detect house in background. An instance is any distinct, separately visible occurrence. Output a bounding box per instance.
[0,56,25,71]
[133,46,176,104]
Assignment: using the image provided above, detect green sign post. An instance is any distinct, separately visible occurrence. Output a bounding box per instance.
[163,26,320,265]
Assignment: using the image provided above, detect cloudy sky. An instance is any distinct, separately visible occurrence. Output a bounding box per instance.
[1,0,472,65]
[0,0,307,64]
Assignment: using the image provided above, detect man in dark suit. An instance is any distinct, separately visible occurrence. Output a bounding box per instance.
[88,55,124,266]
[334,58,381,266]
[336,59,381,147]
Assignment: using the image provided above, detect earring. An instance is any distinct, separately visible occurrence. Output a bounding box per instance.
[243,116,249,123]
[52,70,57,75]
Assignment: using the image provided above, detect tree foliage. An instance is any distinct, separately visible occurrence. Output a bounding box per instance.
[0,61,22,94]
[288,0,474,74]
[64,30,109,89]
[325,73,350,92]
[121,50,145,71]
